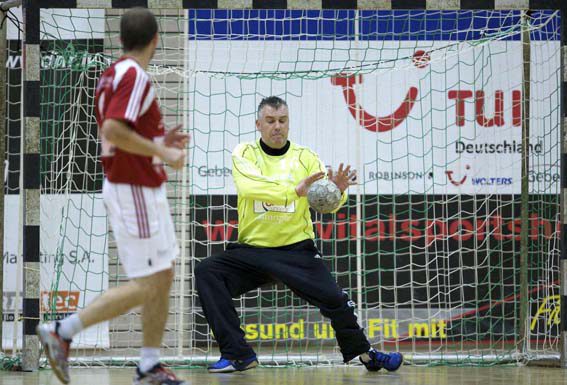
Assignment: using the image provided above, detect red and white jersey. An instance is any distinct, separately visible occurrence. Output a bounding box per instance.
[95,56,166,187]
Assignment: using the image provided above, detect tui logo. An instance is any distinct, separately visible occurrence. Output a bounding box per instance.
[330,50,431,133]
[331,73,418,133]
[445,165,470,186]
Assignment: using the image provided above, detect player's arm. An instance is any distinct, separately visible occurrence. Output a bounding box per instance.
[101,66,185,170]
[232,144,323,205]
[102,119,185,170]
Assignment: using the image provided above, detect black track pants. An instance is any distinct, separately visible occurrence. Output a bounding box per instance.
[195,240,371,362]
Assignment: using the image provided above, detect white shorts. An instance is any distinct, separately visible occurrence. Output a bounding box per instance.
[102,179,178,279]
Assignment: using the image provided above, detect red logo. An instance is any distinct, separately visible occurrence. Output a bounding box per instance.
[41,291,80,313]
[446,165,470,186]
[331,73,418,133]
[448,90,522,127]
[412,50,431,68]
[332,49,522,132]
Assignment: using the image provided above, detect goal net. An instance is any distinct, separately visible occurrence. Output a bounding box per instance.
[2,7,561,366]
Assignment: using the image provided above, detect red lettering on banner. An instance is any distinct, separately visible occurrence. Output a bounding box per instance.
[365,219,387,241]
[476,218,487,242]
[400,220,421,241]
[449,219,474,242]
[336,213,347,239]
[448,89,522,127]
[448,90,473,126]
[507,218,522,240]
[203,219,237,241]
[316,221,334,239]
[425,220,447,246]
[475,90,504,127]
[389,214,397,240]
[350,215,358,239]
[490,216,504,241]
[41,291,80,313]
[199,215,557,243]
[512,90,522,126]
[530,214,552,240]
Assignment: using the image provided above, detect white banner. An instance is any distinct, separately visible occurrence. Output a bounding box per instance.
[2,194,109,350]
[188,40,560,195]
[7,7,105,40]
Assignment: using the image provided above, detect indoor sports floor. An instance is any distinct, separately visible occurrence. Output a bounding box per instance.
[1,366,566,385]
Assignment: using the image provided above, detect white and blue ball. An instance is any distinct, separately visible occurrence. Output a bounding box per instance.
[307,179,342,214]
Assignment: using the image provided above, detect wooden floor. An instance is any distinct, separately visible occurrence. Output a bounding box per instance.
[0,366,566,385]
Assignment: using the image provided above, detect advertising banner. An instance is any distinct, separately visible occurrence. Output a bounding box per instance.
[187,11,560,195]
[2,194,109,349]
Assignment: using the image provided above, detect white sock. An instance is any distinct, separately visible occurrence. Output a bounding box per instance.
[359,352,371,363]
[140,347,160,373]
[57,314,83,340]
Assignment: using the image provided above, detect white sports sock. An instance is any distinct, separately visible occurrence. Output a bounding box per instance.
[359,352,371,363]
[140,347,160,373]
[57,314,83,340]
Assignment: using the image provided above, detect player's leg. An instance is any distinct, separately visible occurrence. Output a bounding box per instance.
[36,281,145,384]
[260,240,402,371]
[295,264,403,371]
[195,245,271,372]
[256,241,370,361]
[131,183,186,385]
[37,181,186,384]
[35,182,135,384]
[140,267,173,348]
[73,280,148,327]
[35,262,171,384]
[53,268,172,339]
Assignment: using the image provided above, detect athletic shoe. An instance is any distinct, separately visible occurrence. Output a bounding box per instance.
[36,322,71,384]
[360,349,403,372]
[207,355,259,373]
[133,363,188,385]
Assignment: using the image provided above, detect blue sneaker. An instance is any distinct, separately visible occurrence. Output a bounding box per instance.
[208,355,259,373]
[360,349,403,372]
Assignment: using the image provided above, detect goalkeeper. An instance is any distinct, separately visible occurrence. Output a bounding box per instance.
[195,96,403,373]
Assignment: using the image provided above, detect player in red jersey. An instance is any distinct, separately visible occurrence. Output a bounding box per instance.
[37,9,188,385]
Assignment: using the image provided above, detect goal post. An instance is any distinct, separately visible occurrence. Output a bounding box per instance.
[0,1,564,369]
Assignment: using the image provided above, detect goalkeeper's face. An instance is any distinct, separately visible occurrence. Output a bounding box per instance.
[256,105,289,149]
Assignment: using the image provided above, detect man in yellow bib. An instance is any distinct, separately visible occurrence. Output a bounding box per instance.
[195,96,403,373]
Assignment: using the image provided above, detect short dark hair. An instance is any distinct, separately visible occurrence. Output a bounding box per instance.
[120,8,158,52]
[257,96,288,118]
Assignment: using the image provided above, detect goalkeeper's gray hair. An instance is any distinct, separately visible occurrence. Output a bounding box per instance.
[257,96,288,119]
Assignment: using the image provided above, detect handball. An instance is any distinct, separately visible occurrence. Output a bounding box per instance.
[307,179,342,214]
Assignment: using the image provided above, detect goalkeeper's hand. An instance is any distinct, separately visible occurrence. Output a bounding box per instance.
[295,171,325,197]
[328,163,357,193]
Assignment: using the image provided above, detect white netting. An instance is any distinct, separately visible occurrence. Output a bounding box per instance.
[1,8,561,366]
